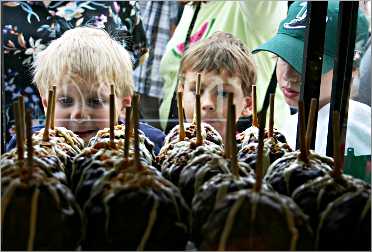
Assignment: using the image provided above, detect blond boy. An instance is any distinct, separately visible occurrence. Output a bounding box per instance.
[179,32,256,138]
[6,27,164,152]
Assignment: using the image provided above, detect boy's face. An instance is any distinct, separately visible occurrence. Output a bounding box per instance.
[182,70,251,138]
[45,80,121,142]
[276,57,333,109]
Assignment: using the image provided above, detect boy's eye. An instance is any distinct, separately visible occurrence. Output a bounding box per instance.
[216,90,230,98]
[189,88,196,95]
[219,91,230,97]
[189,88,203,95]
[87,97,106,107]
[57,96,74,107]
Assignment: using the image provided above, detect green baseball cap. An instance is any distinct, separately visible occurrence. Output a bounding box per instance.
[253,0,369,74]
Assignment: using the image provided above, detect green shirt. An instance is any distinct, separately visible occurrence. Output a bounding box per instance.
[159,1,289,130]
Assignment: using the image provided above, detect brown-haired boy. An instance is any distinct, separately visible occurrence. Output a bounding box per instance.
[179,31,257,138]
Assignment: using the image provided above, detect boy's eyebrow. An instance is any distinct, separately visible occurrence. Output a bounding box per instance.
[186,80,197,87]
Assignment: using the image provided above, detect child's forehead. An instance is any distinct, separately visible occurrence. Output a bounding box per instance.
[57,79,111,95]
[183,70,242,87]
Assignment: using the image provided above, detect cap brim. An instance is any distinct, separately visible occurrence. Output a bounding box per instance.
[253,34,334,74]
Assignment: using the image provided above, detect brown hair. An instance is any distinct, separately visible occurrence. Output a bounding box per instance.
[179,31,257,96]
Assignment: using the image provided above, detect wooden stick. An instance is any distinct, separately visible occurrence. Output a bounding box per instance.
[42,89,54,142]
[268,93,275,138]
[192,73,202,124]
[109,85,115,145]
[18,95,25,143]
[252,85,258,127]
[50,85,56,129]
[124,107,131,160]
[254,108,266,192]
[332,111,342,178]
[196,73,201,96]
[306,98,318,151]
[26,108,33,181]
[177,91,186,141]
[191,73,202,145]
[298,101,309,162]
[195,94,203,146]
[230,104,239,177]
[225,93,234,158]
[177,73,185,92]
[13,102,24,161]
[132,94,140,167]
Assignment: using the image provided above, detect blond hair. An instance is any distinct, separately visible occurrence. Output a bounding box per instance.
[33,27,133,98]
[179,32,257,96]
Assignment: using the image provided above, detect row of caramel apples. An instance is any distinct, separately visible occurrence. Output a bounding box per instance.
[1,74,371,250]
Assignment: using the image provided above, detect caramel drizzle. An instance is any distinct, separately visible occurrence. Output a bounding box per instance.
[360,197,371,224]
[45,183,61,209]
[27,187,40,251]
[216,190,300,251]
[1,179,21,226]
[315,189,364,249]
[214,181,229,209]
[275,152,332,196]
[137,198,159,250]
[248,192,259,248]
[218,193,245,251]
[271,195,299,250]
[163,186,181,222]
[283,159,299,195]
[103,197,112,242]
[316,187,327,212]
[194,164,210,194]
[194,158,229,194]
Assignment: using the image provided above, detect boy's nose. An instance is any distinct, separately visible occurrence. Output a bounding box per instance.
[201,95,216,112]
[70,106,90,120]
[284,64,300,82]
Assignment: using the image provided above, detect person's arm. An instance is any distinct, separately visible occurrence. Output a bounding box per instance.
[139,122,165,155]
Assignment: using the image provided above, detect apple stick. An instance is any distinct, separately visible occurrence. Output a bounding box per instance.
[18,95,25,142]
[109,85,115,144]
[192,73,202,124]
[195,94,202,145]
[331,111,342,178]
[195,73,203,145]
[230,104,239,177]
[177,91,186,141]
[252,85,258,127]
[25,108,33,181]
[254,108,266,192]
[132,94,140,167]
[224,93,234,159]
[13,101,24,161]
[42,89,54,142]
[51,85,56,129]
[305,98,318,151]
[124,107,131,160]
[268,94,275,138]
[298,101,309,162]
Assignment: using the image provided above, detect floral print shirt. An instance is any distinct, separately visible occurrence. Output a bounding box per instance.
[1,1,148,151]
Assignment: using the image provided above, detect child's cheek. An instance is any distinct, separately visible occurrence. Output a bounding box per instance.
[182,93,195,121]
[93,109,111,128]
[54,106,69,126]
